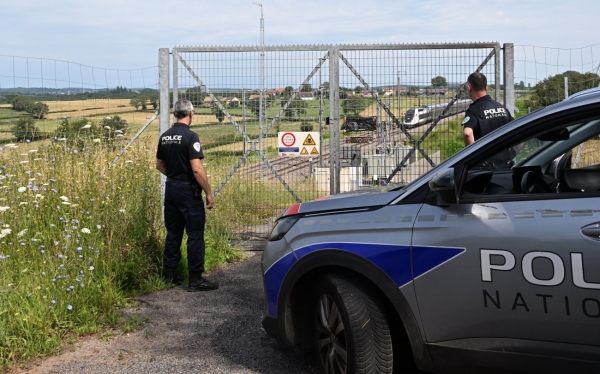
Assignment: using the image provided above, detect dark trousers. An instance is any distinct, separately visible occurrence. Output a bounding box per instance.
[163,182,206,274]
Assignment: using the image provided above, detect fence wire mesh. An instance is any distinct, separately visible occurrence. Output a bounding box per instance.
[514,44,600,117]
[0,54,159,147]
[171,43,502,237]
[173,47,331,237]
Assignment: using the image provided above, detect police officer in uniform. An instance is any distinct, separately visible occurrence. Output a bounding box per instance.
[156,99,218,291]
[462,72,514,146]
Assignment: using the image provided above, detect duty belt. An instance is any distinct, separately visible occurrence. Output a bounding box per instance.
[166,177,195,184]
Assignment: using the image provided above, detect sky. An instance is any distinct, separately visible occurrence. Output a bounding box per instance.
[1,0,599,88]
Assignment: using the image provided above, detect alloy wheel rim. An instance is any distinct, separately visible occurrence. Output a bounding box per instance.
[316,294,348,374]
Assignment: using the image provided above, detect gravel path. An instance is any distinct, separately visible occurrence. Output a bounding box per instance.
[21,242,320,374]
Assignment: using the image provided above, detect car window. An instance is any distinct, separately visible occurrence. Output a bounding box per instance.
[461,119,600,198]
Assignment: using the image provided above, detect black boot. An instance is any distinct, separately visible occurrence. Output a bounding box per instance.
[163,267,184,285]
[188,272,219,292]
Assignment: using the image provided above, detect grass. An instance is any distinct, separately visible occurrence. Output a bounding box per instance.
[0,135,243,370]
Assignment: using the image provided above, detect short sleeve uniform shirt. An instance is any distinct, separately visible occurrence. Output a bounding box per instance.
[156,123,204,181]
[463,95,514,140]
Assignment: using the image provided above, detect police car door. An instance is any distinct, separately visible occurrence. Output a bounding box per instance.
[411,115,600,365]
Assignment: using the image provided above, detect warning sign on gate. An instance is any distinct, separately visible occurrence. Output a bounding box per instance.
[278,132,320,157]
[303,134,316,146]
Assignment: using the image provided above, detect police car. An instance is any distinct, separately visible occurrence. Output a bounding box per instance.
[261,87,600,373]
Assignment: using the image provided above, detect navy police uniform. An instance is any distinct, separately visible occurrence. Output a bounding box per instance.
[462,94,513,140]
[156,123,207,274]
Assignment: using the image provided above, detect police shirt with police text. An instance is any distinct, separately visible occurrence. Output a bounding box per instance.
[156,123,204,181]
[462,95,514,140]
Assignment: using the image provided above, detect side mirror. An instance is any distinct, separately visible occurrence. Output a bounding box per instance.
[428,168,457,205]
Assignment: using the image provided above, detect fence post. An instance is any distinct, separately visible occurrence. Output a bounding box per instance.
[565,76,569,98]
[329,47,340,194]
[494,44,501,102]
[503,43,515,116]
[159,48,170,207]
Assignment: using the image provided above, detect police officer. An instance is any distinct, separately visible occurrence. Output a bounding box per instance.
[462,72,514,146]
[156,99,218,292]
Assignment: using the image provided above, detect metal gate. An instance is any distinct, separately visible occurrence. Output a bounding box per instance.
[158,43,514,237]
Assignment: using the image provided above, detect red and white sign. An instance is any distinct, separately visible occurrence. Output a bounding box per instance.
[281,132,296,147]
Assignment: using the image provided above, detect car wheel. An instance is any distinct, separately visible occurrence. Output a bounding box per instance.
[313,273,393,374]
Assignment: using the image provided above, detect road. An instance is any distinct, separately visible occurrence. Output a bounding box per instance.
[21,243,320,374]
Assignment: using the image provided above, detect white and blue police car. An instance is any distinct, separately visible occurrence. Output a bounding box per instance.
[262,88,600,374]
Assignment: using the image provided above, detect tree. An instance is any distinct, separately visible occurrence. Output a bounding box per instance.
[211,103,225,123]
[407,86,420,97]
[10,95,32,111]
[149,94,159,110]
[185,86,208,107]
[300,84,313,92]
[525,70,600,110]
[284,86,294,93]
[354,86,364,93]
[26,102,49,119]
[281,97,308,120]
[139,96,148,110]
[247,98,262,117]
[11,118,41,142]
[342,95,369,116]
[431,76,447,88]
[130,97,141,110]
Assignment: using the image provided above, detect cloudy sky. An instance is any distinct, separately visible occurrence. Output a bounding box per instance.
[0,0,598,91]
[2,0,598,68]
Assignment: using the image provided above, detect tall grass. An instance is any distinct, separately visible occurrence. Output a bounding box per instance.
[0,137,241,370]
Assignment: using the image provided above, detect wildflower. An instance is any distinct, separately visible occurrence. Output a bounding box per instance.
[62,202,71,205]
[51,299,56,304]
[114,130,123,134]
[89,266,95,271]
[93,138,101,143]
[17,187,27,193]
[29,149,38,153]
[19,161,29,164]
[96,225,101,229]
[0,207,9,213]
[73,150,78,154]
[81,124,92,129]
[41,272,46,276]
[17,229,27,237]
[104,125,111,129]
[59,196,69,202]
[125,160,134,164]
[67,305,73,310]
[119,209,126,213]
[19,202,28,206]
[116,134,124,138]
[40,249,45,254]
[81,228,91,234]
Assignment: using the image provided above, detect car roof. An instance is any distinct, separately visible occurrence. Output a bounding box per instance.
[563,86,600,101]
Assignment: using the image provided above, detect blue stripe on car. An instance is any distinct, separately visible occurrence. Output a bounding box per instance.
[264,243,465,317]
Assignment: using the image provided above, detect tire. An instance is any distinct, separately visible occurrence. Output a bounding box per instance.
[313,273,393,374]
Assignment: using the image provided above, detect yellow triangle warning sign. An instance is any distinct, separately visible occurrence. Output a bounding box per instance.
[303,134,317,146]
[300,147,309,155]
[310,147,319,155]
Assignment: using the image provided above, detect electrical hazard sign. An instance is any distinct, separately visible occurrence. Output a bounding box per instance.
[278,131,320,157]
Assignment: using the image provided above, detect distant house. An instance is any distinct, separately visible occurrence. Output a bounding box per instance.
[249,94,271,100]
[299,92,315,100]
[360,90,373,98]
[382,86,407,96]
[222,97,240,105]
[266,88,285,96]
